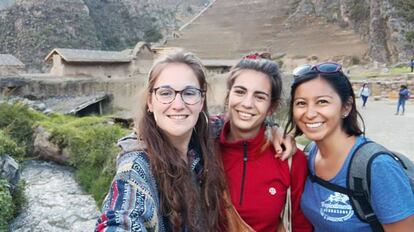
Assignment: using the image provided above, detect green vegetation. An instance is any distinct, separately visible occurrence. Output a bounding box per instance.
[406,30,414,43]
[0,102,46,155]
[143,26,163,42]
[0,179,13,230]
[355,66,412,79]
[391,0,414,21]
[0,179,25,231]
[350,56,361,65]
[0,130,25,161]
[39,114,127,204]
[0,102,129,217]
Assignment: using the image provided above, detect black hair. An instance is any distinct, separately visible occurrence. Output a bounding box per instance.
[284,71,365,137]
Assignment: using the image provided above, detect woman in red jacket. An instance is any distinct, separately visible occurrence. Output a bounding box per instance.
[216,54,312,232]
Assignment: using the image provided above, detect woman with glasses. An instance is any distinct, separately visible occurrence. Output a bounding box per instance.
[214,55,312,231]
[285,62,414,231]
[96,52,228,231]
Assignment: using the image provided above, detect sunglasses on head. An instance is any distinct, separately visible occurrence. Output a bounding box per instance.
[292,62,342,78]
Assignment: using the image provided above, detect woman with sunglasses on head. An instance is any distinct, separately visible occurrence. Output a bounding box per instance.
[96,51,229,231]
[285,62,414,232]
[213,54,312,232]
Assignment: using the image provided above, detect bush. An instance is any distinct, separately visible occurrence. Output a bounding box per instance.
[38,115,127,205]
[0,102,46,154]
[406,30,414,43]
[143,26,163,42]
[0,179,25,230]
[0,179,14,230]
[350,56,361,65]
[0,130,25,161]
[0,103,128,206]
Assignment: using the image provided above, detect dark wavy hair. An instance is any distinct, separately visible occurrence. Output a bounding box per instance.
[284,71,365,137]
[137,51,227,231]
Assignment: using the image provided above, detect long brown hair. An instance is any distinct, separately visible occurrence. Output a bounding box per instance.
[137,51,227,231]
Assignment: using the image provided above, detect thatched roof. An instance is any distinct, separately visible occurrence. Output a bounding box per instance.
[44,48,131,63]
[0,54,25,66]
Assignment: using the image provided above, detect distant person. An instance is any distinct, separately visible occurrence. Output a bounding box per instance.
[411,59,414,72]
[396,85,410,115]
[358,83,370,108]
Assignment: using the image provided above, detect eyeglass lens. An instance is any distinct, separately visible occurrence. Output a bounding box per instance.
[154,87,202,105]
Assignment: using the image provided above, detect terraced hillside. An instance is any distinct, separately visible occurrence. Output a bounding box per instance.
[167,0,368,65]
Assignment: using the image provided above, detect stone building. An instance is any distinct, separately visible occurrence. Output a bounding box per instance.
[202,59,238,75]
[44,42,153,78]
[0,54,25,75]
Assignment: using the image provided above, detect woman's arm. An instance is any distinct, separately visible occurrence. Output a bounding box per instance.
[370,155,414,231]
[270,126,297,160]
[383,215,414,232]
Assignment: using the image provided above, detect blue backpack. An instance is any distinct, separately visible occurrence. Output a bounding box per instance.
[304,140,414,232]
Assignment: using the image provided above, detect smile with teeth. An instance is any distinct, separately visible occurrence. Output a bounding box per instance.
[237,110,254,119]
[168,115,188,120]
[305,122,323,128]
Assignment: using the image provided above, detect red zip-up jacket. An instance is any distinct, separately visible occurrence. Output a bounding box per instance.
[219,122,312,232]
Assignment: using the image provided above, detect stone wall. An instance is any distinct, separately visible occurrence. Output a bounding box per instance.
[351,75,414,99]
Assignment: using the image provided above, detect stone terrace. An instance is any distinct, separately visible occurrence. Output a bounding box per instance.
[167,0,368,61]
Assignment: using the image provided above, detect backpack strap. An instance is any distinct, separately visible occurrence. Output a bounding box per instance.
[347,140,388,232]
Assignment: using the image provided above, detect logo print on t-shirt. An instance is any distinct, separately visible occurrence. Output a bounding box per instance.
[320,192,354,222]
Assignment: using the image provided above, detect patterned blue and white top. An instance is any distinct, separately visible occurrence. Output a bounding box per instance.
[96,133,203,232]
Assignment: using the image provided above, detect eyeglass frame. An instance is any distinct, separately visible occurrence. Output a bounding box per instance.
[151,86,205,105]
[292,62,343,78]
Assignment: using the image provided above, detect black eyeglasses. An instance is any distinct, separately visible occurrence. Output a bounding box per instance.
[292,62,342,78]
[151,86,204,105]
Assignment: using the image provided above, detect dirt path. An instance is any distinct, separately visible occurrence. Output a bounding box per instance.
[357,99,414,161]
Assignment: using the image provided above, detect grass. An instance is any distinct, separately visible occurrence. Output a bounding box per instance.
[0,102,129,211]
[350,66,413,80]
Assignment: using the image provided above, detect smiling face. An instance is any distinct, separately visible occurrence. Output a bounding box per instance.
[292,77,351,142]
[147,63,204,143]
[227,69,273,140]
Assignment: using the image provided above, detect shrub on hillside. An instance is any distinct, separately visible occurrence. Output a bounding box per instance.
[406,30,414,43]
[391,0,414,21]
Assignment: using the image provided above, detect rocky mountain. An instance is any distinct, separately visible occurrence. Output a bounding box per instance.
[0,0,413,72]
[288,0,414,63]
[0,0,210,72]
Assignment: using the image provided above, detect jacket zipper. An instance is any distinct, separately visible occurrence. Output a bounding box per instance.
[239,141,248,206]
